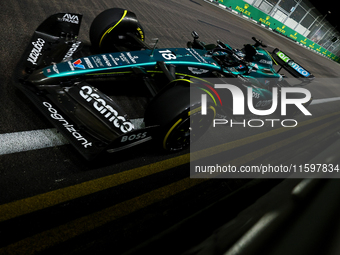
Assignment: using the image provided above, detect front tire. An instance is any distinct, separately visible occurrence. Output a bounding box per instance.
[144,80,216,151]
[89,8,145,52]
[163,105,215,151]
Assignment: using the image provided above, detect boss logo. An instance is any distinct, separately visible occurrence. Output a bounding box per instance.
[121,132,148,142]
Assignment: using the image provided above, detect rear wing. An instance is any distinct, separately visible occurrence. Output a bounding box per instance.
[272,48,315,83]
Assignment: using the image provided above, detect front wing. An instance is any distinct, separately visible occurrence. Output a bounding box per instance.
[16,82,157,160]
[15,13,158,160]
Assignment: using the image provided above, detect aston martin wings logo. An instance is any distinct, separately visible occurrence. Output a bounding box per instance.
[188,67,209,74]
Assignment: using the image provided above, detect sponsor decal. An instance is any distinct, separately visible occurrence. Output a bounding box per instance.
[276,51,290,63]
[126,52,139,63]
[137,27,144,41]
[300,38,307,45]
[252,91,260,99]
[289,32,297,40]
[92,56,104,67]
[79,86,134,133]
[108,54,119,65]
[276,51,310,77]
[259,59,272,65]
[289,62,310,77]
[101,55,112,66]
[259,16,271,26]
[255,99,272,108]
[235,4,251,16]
[121,132,148,142]
[68,61,75,71]
[276,25,286,34]
[186,48,208,63]
[73,59,85,69]
[61,14,79,24]
[42,102,92,148]
[63,41,81,60]
[119,53,130,64]
[84,57,94,68]
[27,38,45,65]
[52,64,59,74]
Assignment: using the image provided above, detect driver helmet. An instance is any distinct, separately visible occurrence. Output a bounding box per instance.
[243,44,257,61]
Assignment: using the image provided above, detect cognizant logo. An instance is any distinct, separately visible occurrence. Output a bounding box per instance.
[201,84,312,128]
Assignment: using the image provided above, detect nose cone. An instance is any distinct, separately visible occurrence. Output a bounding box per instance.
[26,68,62,86]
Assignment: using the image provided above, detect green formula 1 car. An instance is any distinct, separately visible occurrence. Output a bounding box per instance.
[16,8,313,160]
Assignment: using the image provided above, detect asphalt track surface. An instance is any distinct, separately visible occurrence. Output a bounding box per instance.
[1,0,340,254]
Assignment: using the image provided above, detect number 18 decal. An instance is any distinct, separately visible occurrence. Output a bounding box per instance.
[159,50,176,60]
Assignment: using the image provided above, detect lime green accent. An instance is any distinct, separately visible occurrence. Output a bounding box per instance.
[99,10,128,48]
[175,73,214,85]
[276,51,290,63]
[167,79,193,84]
[209,105,216,118]
[199,88,217,106]
[265,50,278,65]
[163,118,182,149]
[163,105,216,149]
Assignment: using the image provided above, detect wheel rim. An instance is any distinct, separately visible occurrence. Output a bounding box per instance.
[163,106,215,151]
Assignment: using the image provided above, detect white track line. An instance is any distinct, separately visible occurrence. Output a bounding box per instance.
[310,97,340,105]
[0,128,68,155]
[1,97,340,156]
[0,118,144,156]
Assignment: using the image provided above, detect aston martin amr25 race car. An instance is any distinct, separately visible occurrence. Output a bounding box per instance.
[16,8,313,160]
